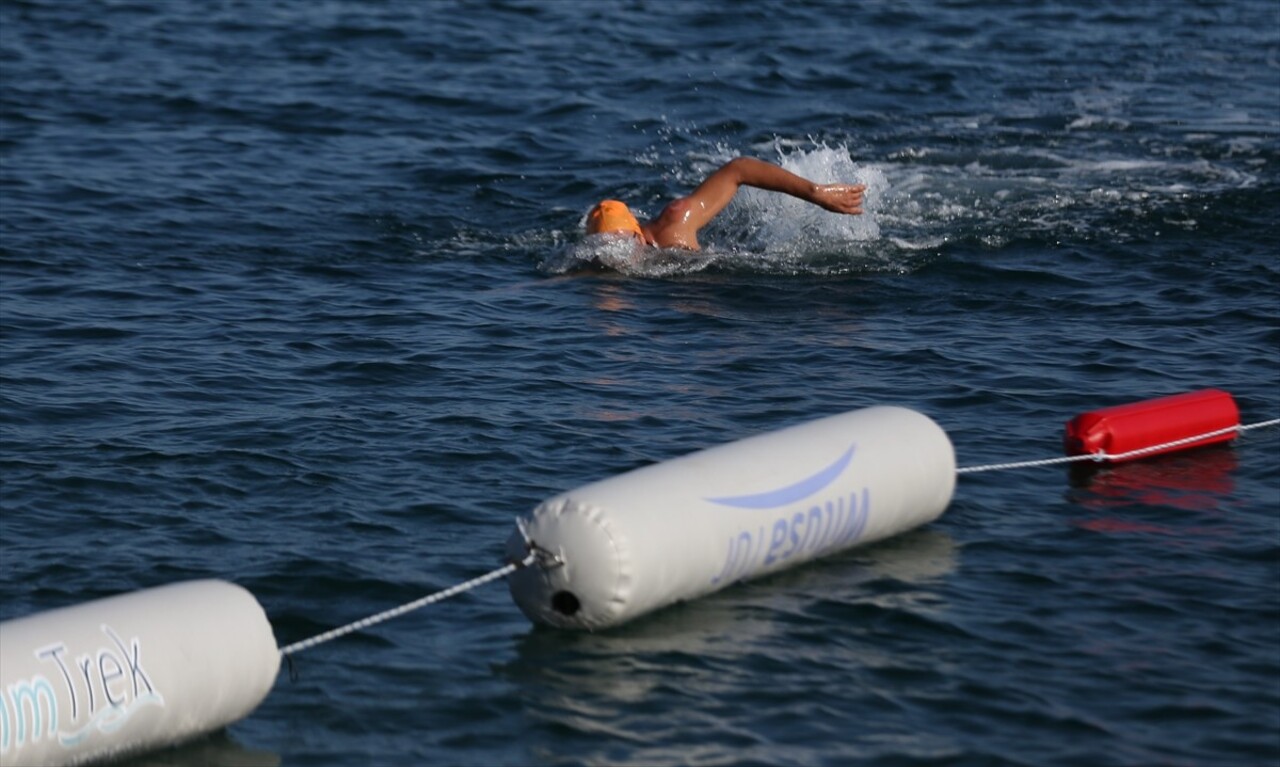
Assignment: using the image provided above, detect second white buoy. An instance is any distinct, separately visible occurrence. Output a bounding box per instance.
[506,406,956,630]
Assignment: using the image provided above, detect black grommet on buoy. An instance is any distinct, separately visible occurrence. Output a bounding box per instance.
[551,590,581,616]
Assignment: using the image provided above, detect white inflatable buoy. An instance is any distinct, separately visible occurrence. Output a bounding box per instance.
[0,580,279,767]
[506,406,956,630]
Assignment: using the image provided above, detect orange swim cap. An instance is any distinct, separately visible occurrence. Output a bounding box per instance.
[586,200,643,238]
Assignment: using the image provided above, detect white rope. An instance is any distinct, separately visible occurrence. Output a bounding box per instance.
[956,417,1280,475]
[956,453,1089,474]
[277,417,1280,654]
[279,551,536,657]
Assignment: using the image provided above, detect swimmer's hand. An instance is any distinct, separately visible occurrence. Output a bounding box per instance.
[810,183,866,215]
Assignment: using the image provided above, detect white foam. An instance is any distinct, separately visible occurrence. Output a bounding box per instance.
[715,146,888,260]
[545,232,718,278]
[541,130,1258,278]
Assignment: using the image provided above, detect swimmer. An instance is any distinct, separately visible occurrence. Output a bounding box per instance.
[585,157,866,251]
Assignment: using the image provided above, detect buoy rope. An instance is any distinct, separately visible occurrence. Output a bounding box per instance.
[956,417,1280,475]
[279,550,537,657]
[276,419,1280,655]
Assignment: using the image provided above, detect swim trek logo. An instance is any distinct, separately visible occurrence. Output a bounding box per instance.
[1,624,163,758]
[706,444,870,586]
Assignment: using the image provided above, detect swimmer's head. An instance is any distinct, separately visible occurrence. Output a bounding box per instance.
[586,200,643,239]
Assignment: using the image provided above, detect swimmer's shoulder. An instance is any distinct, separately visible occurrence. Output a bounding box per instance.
[644,197,700,250]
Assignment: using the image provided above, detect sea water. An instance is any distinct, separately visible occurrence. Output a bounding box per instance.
[1,1,1277,765]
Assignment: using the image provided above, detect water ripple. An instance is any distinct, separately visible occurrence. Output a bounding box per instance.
[1,1,1277,766]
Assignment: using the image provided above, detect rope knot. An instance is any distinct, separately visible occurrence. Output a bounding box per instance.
[514,518,563,569]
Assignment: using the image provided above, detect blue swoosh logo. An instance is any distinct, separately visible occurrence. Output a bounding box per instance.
[58,692,166,747]
[705,444,856,509]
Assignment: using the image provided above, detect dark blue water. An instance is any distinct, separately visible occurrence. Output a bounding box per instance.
[2,1,1278,765]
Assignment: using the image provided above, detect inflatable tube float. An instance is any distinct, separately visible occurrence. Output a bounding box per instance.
[505,406,956,630]
[0,580,278,767]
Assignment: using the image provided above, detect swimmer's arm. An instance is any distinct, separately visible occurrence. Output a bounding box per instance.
[679,157,865,231]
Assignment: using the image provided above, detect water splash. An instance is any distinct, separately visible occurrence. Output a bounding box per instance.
[534,124,1263,278]
[541,234,718,278]
[726,144,888,248]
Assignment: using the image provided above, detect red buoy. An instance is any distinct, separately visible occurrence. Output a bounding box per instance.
[1064,389,1240,463]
